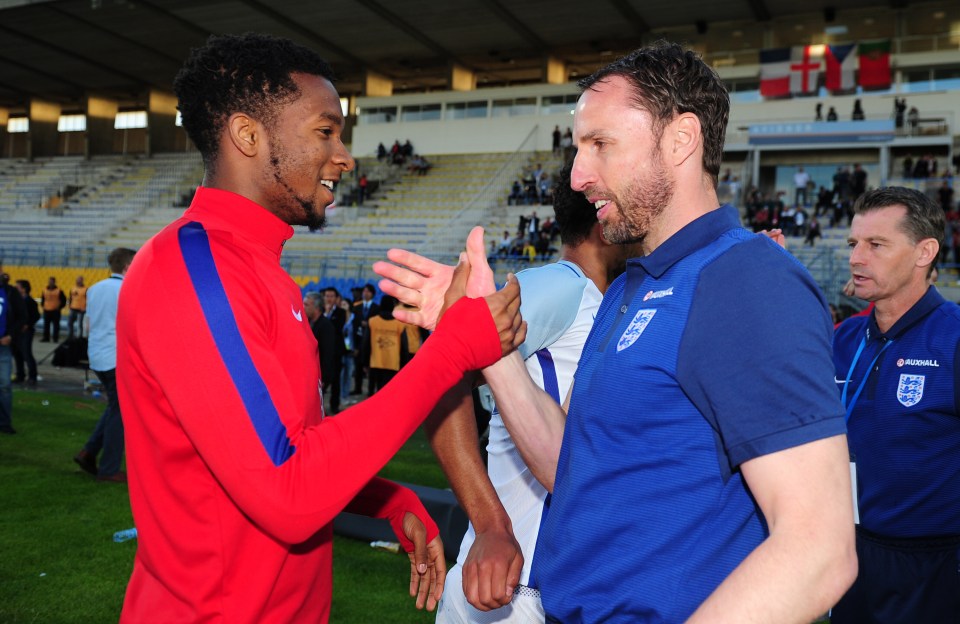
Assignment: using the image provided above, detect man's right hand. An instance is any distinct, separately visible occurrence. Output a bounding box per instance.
[462,525,524,611]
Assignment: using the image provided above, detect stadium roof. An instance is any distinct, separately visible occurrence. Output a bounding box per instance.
[0,0,939,109]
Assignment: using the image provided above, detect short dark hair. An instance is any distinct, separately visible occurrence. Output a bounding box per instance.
[323,287,340,298]
[552,160,597,247]
[579,40,729,185]
[362,284,376,296]
[173,33,336,170]
[16,279,31,294]
[853,187,944,249]
[108,248,137,274]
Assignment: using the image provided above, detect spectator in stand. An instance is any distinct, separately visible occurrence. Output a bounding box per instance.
[852,163,868,201]
[815,102,823,121]
[497,230,512,255]
[552,125,561,155]
[12,279,39,386]
[903,154,914,179]
[377,142,387,161]
[794,166,810,206]
[827,106,839,121]
[507,180,523,205]
[352,284,379,396]
[894,98,906,131]
[40,276,65,343]
[938,180,955,212]
[402,140,414,159]
[538,172,551,204]
[912,154,930,179]
[805,217,822,246]
[561,127,573,163]
[527,211,539,243]
[67,275,87,339]
[907,106,919,134]
[357,174,368,205]
[851,99,865,121]
[303,291,337,410]
[816,185,833,218]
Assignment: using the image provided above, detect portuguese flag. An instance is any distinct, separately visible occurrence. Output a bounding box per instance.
[859,40,891,89]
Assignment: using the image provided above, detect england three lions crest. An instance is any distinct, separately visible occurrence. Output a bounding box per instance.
[896,374,925,407]
[617,309,656,352]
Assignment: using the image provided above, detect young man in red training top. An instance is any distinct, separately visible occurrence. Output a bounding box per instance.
[116,33,524,623]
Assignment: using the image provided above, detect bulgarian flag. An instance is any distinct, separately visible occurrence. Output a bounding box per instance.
[825,43,857,92]
[859,40,891,89]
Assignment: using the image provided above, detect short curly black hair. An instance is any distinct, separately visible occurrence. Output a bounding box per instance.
[579,40,729,186]
[552,159,597,248]
[173,32,336,170]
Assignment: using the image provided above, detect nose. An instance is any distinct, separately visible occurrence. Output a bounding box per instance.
[570,151,590,192]
[335,140,355,173]
[849,242,864,267]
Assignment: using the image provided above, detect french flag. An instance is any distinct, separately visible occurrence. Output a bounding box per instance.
[825,43,857,92]
[760,48,791,97]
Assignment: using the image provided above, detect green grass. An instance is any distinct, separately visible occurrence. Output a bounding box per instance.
[0,389,449,623]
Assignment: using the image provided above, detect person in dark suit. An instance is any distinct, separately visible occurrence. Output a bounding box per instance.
[303,292,336,412]
[351,284,379,396]
[322,287,347,413]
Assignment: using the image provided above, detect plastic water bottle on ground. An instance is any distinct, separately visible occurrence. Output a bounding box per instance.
[370,540,401,554]
[113,528,138,543]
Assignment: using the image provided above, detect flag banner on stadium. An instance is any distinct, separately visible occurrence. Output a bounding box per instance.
[759,41,892,97]
[825,43,857,92]
[759,46,823,97]
[858,40,892,89]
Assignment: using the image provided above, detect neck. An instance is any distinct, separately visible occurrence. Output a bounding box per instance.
[873,281,929,333]
[642,178,720,256]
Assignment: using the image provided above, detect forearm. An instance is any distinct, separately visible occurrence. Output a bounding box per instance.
[424,376,511,534]
[482,352,565,492]
[688,436,857,623]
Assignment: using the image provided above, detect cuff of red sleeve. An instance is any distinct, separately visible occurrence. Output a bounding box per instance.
[430,296,501,372]
[385,488,440,552]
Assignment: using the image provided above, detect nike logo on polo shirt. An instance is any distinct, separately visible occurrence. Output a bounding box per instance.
[834,377,848,384]
[292,305,303,322]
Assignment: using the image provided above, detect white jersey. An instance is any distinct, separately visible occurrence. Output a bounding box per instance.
[439,260,602,624]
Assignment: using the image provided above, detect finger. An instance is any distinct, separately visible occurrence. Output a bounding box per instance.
[385,248,444,278]
[505,551,523,599]
[463,562,479,607]
[372,260,425,289]
[465,226,496,299]
[430,548,447,611]
[441,253,470,314]
[513,320,528,349]
[377,278,422,309]
[390,308,421,326]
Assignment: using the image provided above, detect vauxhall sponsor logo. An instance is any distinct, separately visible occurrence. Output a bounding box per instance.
[896,358,940,368]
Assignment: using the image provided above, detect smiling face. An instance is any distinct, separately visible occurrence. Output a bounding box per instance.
[259,73,354,231]
[570,76,674,248]
[847,205,929,303]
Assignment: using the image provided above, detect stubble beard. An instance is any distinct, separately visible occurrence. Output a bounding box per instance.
[268,143,327,232]
[601,156,674,246]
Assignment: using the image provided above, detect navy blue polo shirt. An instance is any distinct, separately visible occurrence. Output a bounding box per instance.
[834,286,960,538]
[534,205,846,623]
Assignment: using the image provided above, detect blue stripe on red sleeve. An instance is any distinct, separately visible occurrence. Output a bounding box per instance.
[177,221,296,466]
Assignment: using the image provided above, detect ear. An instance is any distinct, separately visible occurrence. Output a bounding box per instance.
[915,238,939,269]
[666,112,701,168]
[225,112,261,158]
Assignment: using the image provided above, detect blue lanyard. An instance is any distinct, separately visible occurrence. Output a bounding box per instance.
[842,336,893,423]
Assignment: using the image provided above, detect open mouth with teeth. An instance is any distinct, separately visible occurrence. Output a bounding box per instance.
[320,179,336,191]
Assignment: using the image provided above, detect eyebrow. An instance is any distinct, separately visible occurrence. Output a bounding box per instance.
[317,111,344,127]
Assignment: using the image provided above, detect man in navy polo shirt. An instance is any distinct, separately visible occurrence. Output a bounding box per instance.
[477,42,857,622]
[831,187,960,623]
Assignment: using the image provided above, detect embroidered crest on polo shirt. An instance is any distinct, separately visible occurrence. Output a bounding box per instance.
[896,374,925,407]
[617,309,656,352]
